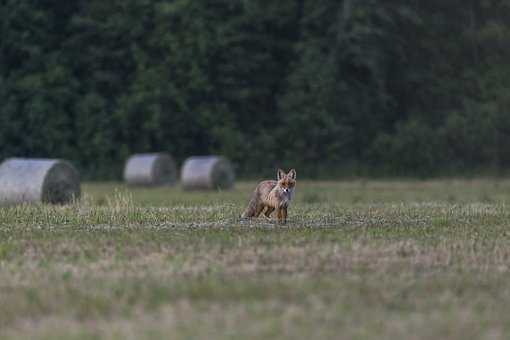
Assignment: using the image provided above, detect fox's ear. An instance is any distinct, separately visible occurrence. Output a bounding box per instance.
[277,169,286,180]
[288,169,296,180]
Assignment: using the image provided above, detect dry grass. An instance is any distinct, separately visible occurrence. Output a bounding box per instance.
[1,179,510,339]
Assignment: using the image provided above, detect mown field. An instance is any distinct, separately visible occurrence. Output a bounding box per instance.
[2,179,510,339]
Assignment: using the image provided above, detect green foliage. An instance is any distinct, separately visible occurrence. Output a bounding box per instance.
[0,0,509,178]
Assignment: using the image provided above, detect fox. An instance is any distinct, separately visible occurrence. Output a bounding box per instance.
[241,169,296,224]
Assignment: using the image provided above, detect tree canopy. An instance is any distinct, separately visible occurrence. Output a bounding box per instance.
[1,0,509,178]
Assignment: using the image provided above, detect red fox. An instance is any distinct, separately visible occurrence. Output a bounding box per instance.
[241,169,296,223]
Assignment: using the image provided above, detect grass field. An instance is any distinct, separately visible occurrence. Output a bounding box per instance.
[2,179,510,339]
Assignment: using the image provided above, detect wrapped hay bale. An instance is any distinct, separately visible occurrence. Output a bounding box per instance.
[0,158,81,205]
[181,156,235,190]
[124,153,177,186]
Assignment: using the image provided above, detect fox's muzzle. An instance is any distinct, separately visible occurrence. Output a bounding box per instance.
[281,187,293,200]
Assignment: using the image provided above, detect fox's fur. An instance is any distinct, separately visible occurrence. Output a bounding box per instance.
[241,169,296,223]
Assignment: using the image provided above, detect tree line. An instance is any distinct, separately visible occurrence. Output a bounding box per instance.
[1,0,510,178]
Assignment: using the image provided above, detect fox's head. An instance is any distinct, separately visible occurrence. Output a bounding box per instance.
[276,168,296,198]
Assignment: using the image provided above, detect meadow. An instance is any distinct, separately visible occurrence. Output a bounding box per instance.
[1,179,510,339]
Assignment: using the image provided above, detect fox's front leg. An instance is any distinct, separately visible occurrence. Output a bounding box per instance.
[282,207,287,224]
[277,208,284,224]
[264,207,275,220]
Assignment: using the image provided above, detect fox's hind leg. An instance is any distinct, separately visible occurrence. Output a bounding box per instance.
[254,204,265,217]
[264,207,275,220]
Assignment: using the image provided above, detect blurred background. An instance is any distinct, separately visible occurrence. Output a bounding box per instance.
[1,0,509,179]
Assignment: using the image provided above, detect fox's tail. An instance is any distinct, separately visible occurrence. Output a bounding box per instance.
[241,193,259,218]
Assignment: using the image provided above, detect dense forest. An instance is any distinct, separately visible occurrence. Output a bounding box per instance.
[1,0,510,178]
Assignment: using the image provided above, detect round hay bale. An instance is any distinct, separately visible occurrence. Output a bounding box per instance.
[181,156,235,190]
[0,158,81,205]
[123,153,177,186]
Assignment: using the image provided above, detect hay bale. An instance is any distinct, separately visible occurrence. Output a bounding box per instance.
[0,158,81,205]
[181,156,235,190]
[124,153,177,186]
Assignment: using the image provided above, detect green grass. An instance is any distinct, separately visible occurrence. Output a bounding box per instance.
[2,179,510,339]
